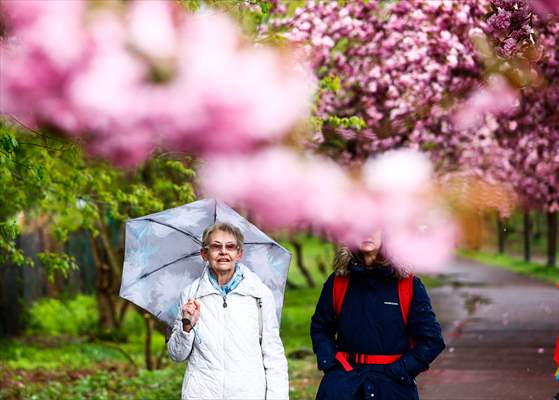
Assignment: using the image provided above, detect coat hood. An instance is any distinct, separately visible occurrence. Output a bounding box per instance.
[333,247,410,279]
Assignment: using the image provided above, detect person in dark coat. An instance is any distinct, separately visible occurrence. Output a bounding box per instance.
[311,233,445,400]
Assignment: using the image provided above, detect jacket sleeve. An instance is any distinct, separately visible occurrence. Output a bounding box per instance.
[260,287,289,400]
[310,273,338,372]
[167,288,196,362]
[386,276,445,383]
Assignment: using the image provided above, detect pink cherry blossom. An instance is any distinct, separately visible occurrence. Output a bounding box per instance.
[0,0,314,166]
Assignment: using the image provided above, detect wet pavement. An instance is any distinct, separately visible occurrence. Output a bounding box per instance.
[418,258,559,400]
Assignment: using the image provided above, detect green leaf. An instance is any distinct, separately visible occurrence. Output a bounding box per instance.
[320,76,341,93]
[325,115,367,130]
[0,133,18,161]
[38,252,78,280]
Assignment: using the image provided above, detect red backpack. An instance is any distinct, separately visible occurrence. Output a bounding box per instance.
[332,273,415,372]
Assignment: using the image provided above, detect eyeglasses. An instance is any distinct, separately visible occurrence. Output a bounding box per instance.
[205,242,239,253]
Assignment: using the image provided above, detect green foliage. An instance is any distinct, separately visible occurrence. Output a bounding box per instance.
[0,339,130,370]
[0,217,29,265]
[22,293,157,345]
[319,75,341,93]
[37,252,78,280]
[25,295,98,337]
[0,122,196,279]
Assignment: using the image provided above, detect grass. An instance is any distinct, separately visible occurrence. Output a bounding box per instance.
[459,249,559,285]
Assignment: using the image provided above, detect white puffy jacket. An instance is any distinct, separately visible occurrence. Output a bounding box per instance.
[167,264,289,400]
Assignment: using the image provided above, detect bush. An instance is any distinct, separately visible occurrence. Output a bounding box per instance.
[25,295,98,336]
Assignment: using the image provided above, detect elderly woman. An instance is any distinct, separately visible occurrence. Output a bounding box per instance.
[167,222,288,400]
[311,232,445,400]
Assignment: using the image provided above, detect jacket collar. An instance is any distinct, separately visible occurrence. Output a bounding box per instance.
[196,263,261,298]
[348,258,396,279]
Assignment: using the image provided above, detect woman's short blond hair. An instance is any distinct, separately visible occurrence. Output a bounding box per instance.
[201,222,244,250]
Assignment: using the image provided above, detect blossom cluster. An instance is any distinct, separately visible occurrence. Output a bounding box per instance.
[485,0,534,58]
[0,0,313,167]
[274,0,559,215]
[270,0,489,162]
[483,1,559,211]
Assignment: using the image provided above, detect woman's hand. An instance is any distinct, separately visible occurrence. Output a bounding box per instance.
[181,298,201,332]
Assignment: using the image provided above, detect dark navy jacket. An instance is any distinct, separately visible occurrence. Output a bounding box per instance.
[311,260,445,400]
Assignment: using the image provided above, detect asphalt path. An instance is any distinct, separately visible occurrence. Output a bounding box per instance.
[418,258,559,400]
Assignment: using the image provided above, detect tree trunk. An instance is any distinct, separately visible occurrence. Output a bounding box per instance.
[523,211,532,263]
[97,219,121,278]
[144,313,154,370]
[497,216,506,254]
[95,220,128,331]
[315,255,328,278]
[546,211,557,268]
[290,238,315,288]
[89,232,117,331]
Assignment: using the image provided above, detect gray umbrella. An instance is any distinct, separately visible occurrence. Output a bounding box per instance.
[119,198,292,326]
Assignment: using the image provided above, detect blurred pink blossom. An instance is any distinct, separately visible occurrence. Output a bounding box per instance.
[364,149,456,273]
[381,209,456,274]
[200,148,379,246]
[0,0,314,166]
[202,148,456,273]
[452,75,519,131]
[364,148,433,193]
[529,0,559,17]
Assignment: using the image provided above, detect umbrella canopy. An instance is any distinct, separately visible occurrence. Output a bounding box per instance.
[120,198,292,326]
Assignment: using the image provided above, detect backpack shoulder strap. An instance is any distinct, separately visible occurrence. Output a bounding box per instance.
[398,274,414,326]
[333,275,350,318]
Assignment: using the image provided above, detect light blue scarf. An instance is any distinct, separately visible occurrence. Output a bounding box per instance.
[208,264,244,296]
